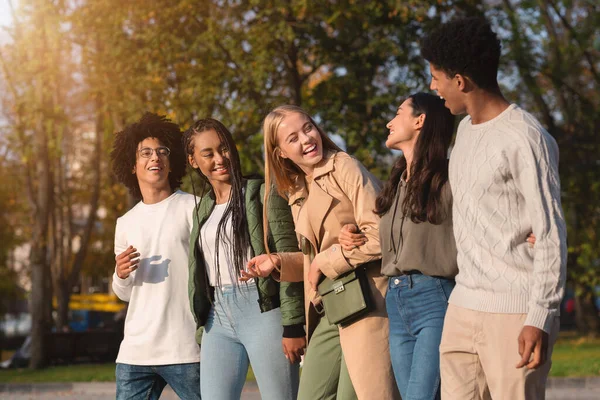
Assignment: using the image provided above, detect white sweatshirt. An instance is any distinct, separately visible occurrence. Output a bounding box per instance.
[448,104,567,333]
[112,190,200,365]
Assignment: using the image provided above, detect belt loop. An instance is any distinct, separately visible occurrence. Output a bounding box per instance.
[409,274,413,289]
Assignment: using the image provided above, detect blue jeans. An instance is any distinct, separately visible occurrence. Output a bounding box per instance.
[116,362,200,400]
[386,273,455,400]
[200,283,299,400]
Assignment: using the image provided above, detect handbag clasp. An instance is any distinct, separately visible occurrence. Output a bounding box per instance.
[333,280,345,294]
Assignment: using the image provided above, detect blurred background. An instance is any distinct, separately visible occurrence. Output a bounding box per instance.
[0,0,598,373]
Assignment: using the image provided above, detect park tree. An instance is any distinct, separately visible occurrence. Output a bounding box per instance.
[0,0,59,368]
[0,152,26,315]
[0,0,599,371]
[1,0,108,364]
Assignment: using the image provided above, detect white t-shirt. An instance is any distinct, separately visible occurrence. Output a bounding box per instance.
[111,190,200,365]
[200,202,251,287]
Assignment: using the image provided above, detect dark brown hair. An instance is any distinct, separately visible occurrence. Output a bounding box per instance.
[375,92,455,224]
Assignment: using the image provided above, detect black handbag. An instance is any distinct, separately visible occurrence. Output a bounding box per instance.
[317,265,373,327]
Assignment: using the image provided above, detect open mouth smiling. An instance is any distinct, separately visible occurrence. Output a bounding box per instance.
[303,144,317,155]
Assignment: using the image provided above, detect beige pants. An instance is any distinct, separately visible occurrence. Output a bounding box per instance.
[440,304,560,400]
[339,268,401,400]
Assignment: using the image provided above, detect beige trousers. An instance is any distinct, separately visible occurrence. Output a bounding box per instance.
[339,268,401,400]
[440,304,560,400]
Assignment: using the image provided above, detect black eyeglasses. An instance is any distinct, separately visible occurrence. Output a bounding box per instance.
[138,146,170,158]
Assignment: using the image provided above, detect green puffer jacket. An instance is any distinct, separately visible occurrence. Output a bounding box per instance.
[188,178,305,343]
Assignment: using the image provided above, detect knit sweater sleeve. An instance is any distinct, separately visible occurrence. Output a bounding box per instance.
[507,123,567,333]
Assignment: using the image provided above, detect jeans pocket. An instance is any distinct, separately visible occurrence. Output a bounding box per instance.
[434,278,455,302]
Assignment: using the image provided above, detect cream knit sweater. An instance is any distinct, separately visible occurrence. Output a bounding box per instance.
[448,104,567,333]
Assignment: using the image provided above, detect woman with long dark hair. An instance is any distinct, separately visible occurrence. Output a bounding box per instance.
[341,92,457,400]
[183,118,305,400]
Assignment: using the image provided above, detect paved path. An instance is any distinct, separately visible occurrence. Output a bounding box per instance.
[1,378,599,399]
[0,382,260,399]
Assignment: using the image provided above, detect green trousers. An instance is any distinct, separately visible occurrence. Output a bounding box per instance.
[298,316,357,400]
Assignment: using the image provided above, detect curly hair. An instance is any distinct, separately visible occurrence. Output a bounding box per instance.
[375,92,455,224]
[420,17,501,91]
[111,112,186,200]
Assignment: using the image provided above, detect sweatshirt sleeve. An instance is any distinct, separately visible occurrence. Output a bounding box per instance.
[508,126,567,333]
[112,217,134,302]
[315,156,382,279]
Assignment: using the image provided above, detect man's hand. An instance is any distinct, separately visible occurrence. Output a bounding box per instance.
[516,325,549,369]
[282,337,306,364]
[116,245,140,279]
[308,260,322,292]
[338,224,367,251]
[239,253,280,282]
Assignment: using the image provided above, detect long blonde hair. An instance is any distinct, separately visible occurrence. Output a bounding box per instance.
[263,105,342,198]
[262,105,342,257]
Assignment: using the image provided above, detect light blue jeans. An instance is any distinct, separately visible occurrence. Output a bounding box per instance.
[116,362,200,400]
[200,283,299,400]
[386,273,455,400]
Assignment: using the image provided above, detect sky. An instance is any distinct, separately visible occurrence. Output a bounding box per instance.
[0,1,13,27]
[0,1,14,45]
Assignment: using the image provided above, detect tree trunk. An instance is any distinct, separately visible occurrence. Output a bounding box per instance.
[29,112,52,369]
[67,68,104,293]
[29,5,53,370]
[55,281,70,331]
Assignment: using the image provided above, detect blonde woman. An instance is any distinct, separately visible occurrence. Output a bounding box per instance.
[241,105,400,400]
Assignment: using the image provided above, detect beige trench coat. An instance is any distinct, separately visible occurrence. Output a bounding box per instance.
[278,151,400,400]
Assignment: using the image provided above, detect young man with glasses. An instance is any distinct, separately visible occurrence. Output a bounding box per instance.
[110,112,201,399]
[421,17,567,400]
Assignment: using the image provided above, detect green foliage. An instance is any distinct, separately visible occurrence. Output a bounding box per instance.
[0,0,598,336]
[490,0,600,303]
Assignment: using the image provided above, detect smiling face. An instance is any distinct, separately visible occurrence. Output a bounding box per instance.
[429,63,467,115]
[276,112,324,176]
[133,137,171,191]
[188,128,232,186]
[385,98,423,152]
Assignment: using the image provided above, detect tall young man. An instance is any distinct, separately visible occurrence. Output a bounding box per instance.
[110,113,201,400]
[421,17,567,400]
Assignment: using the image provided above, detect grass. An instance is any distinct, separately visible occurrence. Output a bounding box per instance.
[0,362,256,383]
[0,336,598,382]
[550,335,600,377]
[0,362,116,383]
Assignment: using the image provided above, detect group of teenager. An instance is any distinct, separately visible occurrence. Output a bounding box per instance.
[110,16,566,400]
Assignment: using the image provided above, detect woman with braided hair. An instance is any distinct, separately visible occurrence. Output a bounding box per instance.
[183,118,305,400]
